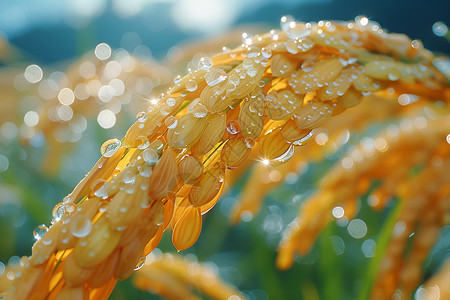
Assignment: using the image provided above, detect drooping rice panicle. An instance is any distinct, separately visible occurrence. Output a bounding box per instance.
[1,18,449,300]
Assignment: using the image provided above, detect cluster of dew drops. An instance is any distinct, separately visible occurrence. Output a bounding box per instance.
[31,15,312,244]
[32,139,124,244]
[32,135,158,275]
[31,15,380,259]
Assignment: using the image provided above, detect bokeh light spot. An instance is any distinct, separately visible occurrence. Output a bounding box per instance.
[0,155,9,172]
[95,43,112,60]
[97,109,116,129]
[24,64,43,83]
[347,219,367,239]
[24,111,39,127]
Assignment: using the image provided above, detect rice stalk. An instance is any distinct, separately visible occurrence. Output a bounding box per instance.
[0,17,449,300]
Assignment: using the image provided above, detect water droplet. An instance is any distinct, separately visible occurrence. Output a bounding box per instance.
[301,60,315,72]
[123,171,136,184]
[164,116,178,129]
[247,46,260,58]
[135,136,150,150]
[174,75,182,84]
[94,181,109,199]
[287,26,310,40]
[101,139,121,157]
[261,47,272,58]
[42,235,53,245]
[166,97,176,107]
[266,91,277,102]
[150,139,164,151]
[99,201,108,212]
[70,215,92,238]
[91,179,107,194]
[228,74,240,86]
[273,145,295,162]
[246,66,258,77]
[159,104,170,116]
[292,129,314,146]
[33,224,48,240]
[185,79,198,92]
[192,103,208,118]
[152,212,163,226]
[336,85,347,96]
[134,257,146,271]
[205,69,227,86]
[139,164,153,177]
[245,137,255,148]
[226,120,241,135]
[388,70,400,81]
[410,40,421,49]
[242,59,253,69]
[258,80,266,88]
[52,203,66,221]
[66,203,75,213]
[142,148,159,164]
[198,57,213,70]
[136,111,147,123]
[249,102,259,113]
[62,196,72,204]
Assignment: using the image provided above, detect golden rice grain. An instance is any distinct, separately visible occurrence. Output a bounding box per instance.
[178,155,204,184]
[115,234,149,280]
[280,119,313,144]
[258,128,292,161]
[337,87,364,108]
[172,206,202,251]
[270,53,299,77]
[148,149,178,200]
[107,190,145,228]
[74,215,122,268]
[294,100,334,129]
[221,136,252,168]
[167,113,208,149]
[265,89,303,120]
[189,163,225,207]
[191,113,226,156]
[239,96,264,139]
[88,249,121,288]
[289,58,344,94]
[316,73,353,100]
[62,253,93,288]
